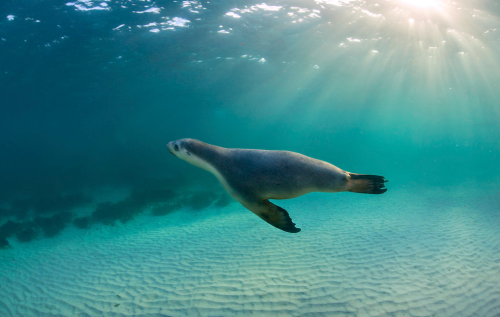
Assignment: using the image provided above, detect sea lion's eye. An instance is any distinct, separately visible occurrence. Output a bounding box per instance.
[174,143,179,151]
[184,150,191,156]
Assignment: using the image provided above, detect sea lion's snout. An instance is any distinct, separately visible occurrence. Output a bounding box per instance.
[166,141,177,156]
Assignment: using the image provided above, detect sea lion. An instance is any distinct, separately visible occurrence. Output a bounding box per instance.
[167,139,387,233]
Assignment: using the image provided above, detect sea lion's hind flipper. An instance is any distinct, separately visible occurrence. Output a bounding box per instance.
[242,200,301,233]
[348,173,388,194]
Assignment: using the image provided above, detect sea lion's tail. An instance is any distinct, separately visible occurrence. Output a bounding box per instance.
[347,173,388,194]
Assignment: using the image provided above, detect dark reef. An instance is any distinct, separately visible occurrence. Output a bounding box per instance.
[73,216,91,229]
[35,211,74,238]
[0,221,23,249]
[0,221,23,238]
[16,227,38,243]
[0,237,9,248]
[0,182,230,249]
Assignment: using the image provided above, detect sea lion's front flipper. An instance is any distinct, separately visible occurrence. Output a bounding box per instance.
[241,200,301,233]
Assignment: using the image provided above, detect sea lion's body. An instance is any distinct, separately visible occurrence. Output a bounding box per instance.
[210,149,348,200]
[167,139,387,233]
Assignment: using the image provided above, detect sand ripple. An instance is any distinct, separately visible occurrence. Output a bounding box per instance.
[1,185,500,316]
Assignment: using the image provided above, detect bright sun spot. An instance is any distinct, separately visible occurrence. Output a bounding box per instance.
[400,0,439,8]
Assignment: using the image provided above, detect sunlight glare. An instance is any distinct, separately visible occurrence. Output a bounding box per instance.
[400,0,439,8]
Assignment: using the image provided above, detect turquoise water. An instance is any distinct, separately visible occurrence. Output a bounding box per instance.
[1,0,500,316]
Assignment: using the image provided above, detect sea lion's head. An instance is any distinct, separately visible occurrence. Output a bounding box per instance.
[167,139,215,172]
[166,138,194,159]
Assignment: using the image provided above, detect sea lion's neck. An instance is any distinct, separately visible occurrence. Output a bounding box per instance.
[187,142,227,174]
[186,142,234,194]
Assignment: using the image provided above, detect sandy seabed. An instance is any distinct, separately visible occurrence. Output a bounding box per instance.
[1,184,500,317]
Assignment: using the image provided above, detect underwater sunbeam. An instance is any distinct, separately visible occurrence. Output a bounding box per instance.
[400,0,440,8]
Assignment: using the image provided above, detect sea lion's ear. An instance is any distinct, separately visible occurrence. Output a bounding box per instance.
[241,200,301,233]
[184,150,191,156]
